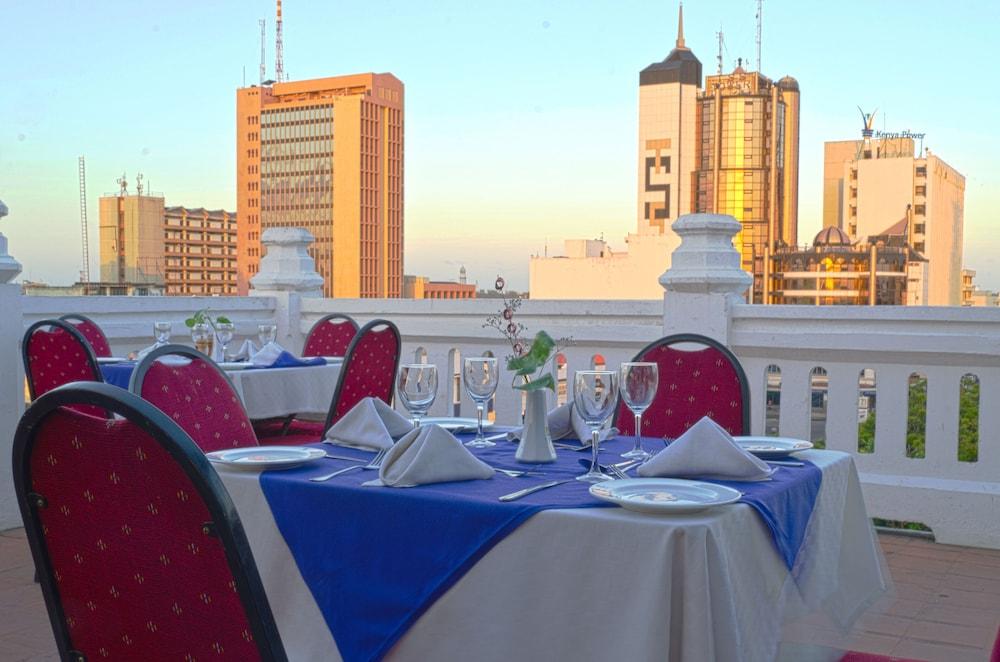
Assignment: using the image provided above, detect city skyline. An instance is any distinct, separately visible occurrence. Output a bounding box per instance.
[2,0,998,293]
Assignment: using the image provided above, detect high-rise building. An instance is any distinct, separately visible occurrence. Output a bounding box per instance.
[99,194,238,295]
[236,73,404,298]
[823,119,965,305]
[693,66,800,301]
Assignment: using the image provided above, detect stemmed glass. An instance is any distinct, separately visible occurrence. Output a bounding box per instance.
[397,364,438,428]
[574,370,620,483]
[191,323,213,355]
[153,321,171,346]
[258,324,277,348]
[216,322,235,361]
[463,357,499,448]
[619,362,659,460]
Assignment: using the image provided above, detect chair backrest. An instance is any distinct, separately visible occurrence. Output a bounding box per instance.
[302,313,359,358]
[23,319,106,419]
[130,344,258,453]
[59,314,113,358]
[324,319,402,432]
[12,383,286,661]
[614,333,750,438]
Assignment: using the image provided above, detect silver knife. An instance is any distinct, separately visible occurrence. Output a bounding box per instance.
[766,460,804,467]
[498,479,573,502]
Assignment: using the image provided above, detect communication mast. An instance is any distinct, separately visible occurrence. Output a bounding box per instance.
[259,19,266,84]
[77,157,91,283]
[275,0,284,82]
[755,0,763,72]
[716,28,725,74]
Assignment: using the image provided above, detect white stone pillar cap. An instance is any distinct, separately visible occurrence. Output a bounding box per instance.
[250,227,324,295]
[659,213,752,295]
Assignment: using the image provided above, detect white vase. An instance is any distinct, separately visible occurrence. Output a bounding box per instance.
[516,389,557,463]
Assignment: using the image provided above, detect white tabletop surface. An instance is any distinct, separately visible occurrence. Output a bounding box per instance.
[217,449,887,662]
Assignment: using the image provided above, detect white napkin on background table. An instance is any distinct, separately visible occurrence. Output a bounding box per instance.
[366,424,495,487]
[324,397,413,450]
[638,416,774,481]
[229,339,258,362]
[507,402,618,446]
[250,341,286,367]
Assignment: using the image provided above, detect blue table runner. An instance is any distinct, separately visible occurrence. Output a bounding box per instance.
[100,362,136,389]
[259,437,822,662]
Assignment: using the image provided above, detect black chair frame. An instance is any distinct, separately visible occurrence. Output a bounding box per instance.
[322,318,402,434]
[12,382,288,661]
[22,319,103,401]
[612,332,752,434]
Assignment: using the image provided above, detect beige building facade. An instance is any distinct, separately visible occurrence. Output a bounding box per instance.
[236,72,404,298]
[824,131,965,305]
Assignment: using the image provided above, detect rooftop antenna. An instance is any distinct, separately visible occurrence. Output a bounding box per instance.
[676,2,685,49]
[259,18,267,84]
[716,27,725,74]
[136,172,144,196]
[116,173,129,196]
[275,0,284,82]
[755,0,763,72]
[77,157,91,283]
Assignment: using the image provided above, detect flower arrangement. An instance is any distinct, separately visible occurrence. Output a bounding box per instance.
[484,276,566,392]
[184,309,231,330]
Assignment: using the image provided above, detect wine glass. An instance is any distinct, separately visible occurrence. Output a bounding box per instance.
[619,362,659,460]
[397,364,438,428]
[463,357,499,448]
[191,323,213,355]
[153,321,171,346]
[216,322,235,361]
[574,370,619,483]
[257,324,277,348]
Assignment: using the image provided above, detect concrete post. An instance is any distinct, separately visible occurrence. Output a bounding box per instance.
[659,213,751,344]
[0,284,25,530]
[250,228,324,352]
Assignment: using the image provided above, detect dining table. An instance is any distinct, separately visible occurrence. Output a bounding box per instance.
[214,432,888,662]
[100,359,343,420]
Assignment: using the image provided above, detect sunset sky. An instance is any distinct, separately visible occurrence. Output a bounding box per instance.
[2,0,997,292]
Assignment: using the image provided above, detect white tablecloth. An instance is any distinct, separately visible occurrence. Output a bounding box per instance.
[218,450,887,662]
[225,362,342,420]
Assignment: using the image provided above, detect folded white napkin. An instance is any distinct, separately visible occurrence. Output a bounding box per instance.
[250,341,287,367]
[638,416,774,481]
[325,397,414,450]
[365,424,495,487]
[134,342,162,360]
[507,402,618,446]
[228,339,258,362]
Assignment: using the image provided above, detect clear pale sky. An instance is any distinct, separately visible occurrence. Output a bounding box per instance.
[2,0,998,292]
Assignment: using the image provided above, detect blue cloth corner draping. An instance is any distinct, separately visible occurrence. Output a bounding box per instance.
[100,362,136,389]
[247,350,326,369]
[258,437,822,662]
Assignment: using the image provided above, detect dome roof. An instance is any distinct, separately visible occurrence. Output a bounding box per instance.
[813,226,852,247]
[776,75,799,92]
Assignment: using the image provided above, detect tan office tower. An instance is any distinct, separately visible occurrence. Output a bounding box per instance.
[823,120,965,305]
[99,193,165,285]
[637,6,701,235]
[694,66,800,302]
[236,73,404,297]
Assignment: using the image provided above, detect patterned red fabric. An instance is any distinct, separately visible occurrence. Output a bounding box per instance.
[302,317,358,358]
[66,319,113,358]
[329,325,400,425]
[992,625,1000,662]
[138,357,258,453]
[27,407,262,660]
[25,326,104,418]
[616,343,747,438]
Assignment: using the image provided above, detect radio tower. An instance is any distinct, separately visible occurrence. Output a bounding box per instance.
[275,0,284,82]
[77,156,91,283]
[259,19,266,84]
[716,28,725,74]
[755,0,763,72]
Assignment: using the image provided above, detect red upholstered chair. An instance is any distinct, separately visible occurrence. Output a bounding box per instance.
[302,313,359,358]
[130,344,260,453]
[613,333,750,439]
[59,313,113,358]
[13,382,287,661]
[322,318,402,432]
[22,319,106,418]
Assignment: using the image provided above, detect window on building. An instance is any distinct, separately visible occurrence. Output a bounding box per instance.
[915,166,927,177]
[914,223,925,234]
[914,204,926,215]
[914,242,925,253]
[915,185,926,196]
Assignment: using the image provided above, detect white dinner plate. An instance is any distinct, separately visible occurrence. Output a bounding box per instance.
[733,436,813,459]
[96,357,130,364]
[218,362,251,371]
[419,417,494,433]
[589,478,742,515]
[206,446,325,470]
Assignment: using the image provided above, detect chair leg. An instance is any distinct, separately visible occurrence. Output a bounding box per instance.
[280,415,295,437]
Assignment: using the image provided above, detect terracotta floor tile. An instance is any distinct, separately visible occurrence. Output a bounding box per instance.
[891,638,985,662]
[918,603,1000,630]
[842,632,901,656]
[856,613,914,637]
[941,573,1000,595]
[904,619,996,649]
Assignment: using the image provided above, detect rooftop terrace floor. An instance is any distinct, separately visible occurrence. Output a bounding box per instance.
[1,527,998,661]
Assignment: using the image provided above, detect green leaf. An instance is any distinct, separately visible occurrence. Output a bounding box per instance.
[216,316,231,324]
[506,331,556,376]
[515,373,555,392]
[184,318,196,328]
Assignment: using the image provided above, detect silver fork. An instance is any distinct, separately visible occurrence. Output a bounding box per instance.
[309,465,364,482]
[363,449,388,470]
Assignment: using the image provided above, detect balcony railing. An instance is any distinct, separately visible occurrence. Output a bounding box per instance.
[2,218,999,549]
